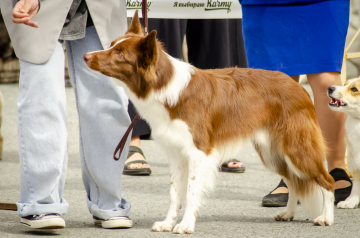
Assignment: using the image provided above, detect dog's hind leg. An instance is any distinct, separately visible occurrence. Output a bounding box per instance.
[313,186,334,226]
[275,178,297,221]
[251,130,299,221]
[172,150,219,234]
[152,150,188,232]
[281,139,334,225]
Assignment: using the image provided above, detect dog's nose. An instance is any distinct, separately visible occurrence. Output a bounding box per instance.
[328,86,336,94]
[83,54,92,62]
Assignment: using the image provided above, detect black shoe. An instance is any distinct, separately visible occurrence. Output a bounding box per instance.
[329,168,353,205]
[262,179,288,207]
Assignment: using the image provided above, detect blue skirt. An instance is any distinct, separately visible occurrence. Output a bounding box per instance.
[241,0,350,76]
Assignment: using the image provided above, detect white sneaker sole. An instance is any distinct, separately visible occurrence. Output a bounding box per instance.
[94,217,133,229]
[20,216,65,229]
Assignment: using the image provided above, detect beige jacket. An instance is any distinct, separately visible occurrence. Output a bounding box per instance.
[0,0,127,64]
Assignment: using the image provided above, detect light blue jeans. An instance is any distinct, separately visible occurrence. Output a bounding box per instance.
[16,26,132,220]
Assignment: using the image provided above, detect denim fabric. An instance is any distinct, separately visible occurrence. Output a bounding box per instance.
[17,26,132,220]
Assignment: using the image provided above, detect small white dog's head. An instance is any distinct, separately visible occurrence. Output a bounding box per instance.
[328,78,360,118]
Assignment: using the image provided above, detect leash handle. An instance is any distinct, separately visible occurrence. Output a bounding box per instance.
[142,0,148,34]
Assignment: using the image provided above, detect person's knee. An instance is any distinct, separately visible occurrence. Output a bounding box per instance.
[308,71,342,93]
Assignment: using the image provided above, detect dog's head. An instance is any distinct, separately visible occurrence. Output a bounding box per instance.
[328,78,360,118]
[84,10,171,99]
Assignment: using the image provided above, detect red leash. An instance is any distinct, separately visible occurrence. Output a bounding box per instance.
[113,113,139,160]
[142,0,148,34]
[113,1,148,161]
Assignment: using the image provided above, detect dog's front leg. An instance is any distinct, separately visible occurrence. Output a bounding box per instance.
[173,151,219,234]
[151,152,188,232]
[337,149,360,209]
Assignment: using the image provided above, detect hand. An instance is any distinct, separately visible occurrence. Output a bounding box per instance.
[12,0,39,28]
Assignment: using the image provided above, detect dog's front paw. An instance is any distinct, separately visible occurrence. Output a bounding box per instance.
[337,196,360,209]
[314,215,333,226]
[151,221,176,232]
[274,210,294,221]
[173,222,195,234]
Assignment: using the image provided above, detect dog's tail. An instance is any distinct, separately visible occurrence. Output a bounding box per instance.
[280,108,334,223]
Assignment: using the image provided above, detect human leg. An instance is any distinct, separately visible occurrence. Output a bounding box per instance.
[66,26,132,222]
[123,101,151,175]
[17,41,68,228]
[307,72,350,204]
[307,72,347,174]
[17,41,69,216]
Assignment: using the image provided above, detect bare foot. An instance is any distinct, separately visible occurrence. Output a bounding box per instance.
[226,160,244,169]
[271,186,289,194]
[334,180,351,190]
[126,151,151,169]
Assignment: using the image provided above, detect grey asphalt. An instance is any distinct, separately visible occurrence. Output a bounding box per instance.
[0,82,359,238]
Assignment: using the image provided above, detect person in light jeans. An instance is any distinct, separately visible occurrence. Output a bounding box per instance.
[1,0,133,229]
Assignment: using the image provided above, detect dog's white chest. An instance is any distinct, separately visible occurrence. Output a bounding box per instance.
[345,117,360,163]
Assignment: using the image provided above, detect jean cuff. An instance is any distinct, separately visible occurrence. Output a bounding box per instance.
[17,198,69,217]
[87,197,131,220]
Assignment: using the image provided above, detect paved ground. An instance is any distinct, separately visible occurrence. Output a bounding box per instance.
[0,82,359,238]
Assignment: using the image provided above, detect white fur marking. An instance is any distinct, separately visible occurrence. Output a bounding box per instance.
[313,187,334,226]
[284,155,305,179]
[88,37,132,55]
[153,55,194,107]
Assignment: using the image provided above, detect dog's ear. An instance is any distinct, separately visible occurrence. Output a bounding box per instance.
[345,79,351,86]
[138,30,158,69]
[127,10,143,35]
[345,78,357,86]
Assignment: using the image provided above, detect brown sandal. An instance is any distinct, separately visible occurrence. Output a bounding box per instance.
[220,159,245,173]
[123,146,151,175]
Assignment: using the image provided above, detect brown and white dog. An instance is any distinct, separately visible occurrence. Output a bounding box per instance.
[84,11,334,233]
[328,78,360,209]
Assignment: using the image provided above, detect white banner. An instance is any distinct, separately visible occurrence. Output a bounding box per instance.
[126,0,242,19]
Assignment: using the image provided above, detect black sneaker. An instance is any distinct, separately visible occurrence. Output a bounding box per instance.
[262,179,288,207]
[20,214,65,229]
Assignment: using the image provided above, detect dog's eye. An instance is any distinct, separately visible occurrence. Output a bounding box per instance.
[351,87,358,92]
[118,52,124,59]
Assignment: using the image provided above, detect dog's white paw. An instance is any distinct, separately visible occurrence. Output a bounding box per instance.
[337,196,359,209]
[314,215,333,226]
[151,221,175,232]
[172,222,195,234]
[274,210,294,221]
